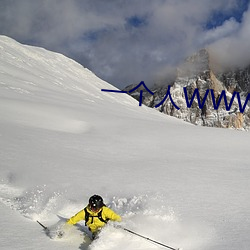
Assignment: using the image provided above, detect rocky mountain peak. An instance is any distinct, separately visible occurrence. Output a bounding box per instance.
[177,48,210,78]
[124,49,250,130]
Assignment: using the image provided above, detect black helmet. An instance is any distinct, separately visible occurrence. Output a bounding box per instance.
[89,195,104,210]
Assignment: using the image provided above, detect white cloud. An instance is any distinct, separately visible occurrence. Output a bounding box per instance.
[200,17,240,45]
[0,0,249,87]
[209,5,250,68]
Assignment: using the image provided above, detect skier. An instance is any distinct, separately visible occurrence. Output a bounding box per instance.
[66,194,121,239]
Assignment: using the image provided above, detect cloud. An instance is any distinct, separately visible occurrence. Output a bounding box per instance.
[200,18,240,45]
[0,0,249,88]
[209,4,250,69]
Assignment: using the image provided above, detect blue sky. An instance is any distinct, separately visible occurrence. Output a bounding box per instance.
[206,0,249,28]
[0,0,249,88]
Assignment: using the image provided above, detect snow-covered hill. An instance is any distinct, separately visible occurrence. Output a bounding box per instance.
[0,36,250,250]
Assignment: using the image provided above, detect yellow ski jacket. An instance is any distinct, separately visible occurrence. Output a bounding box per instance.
[67,206,121,233]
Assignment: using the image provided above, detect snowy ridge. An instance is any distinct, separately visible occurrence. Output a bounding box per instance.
[0,35,140,111]
[0,36,250,250]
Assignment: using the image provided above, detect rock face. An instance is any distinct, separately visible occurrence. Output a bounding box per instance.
[124,49,250,130]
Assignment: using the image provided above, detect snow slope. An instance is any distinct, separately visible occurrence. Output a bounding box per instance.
[0,36,250,250]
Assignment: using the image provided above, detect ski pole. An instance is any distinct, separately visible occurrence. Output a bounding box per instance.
[122,227,180,250]
[37,220,48,231]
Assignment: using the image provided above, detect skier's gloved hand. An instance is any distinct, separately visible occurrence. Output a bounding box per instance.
[56,230,64,238]
[55,223,71,238]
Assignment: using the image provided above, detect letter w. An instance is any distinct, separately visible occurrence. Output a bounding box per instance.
[237,92,250,113]
[184,87,209,109]
[210,90,236,111]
